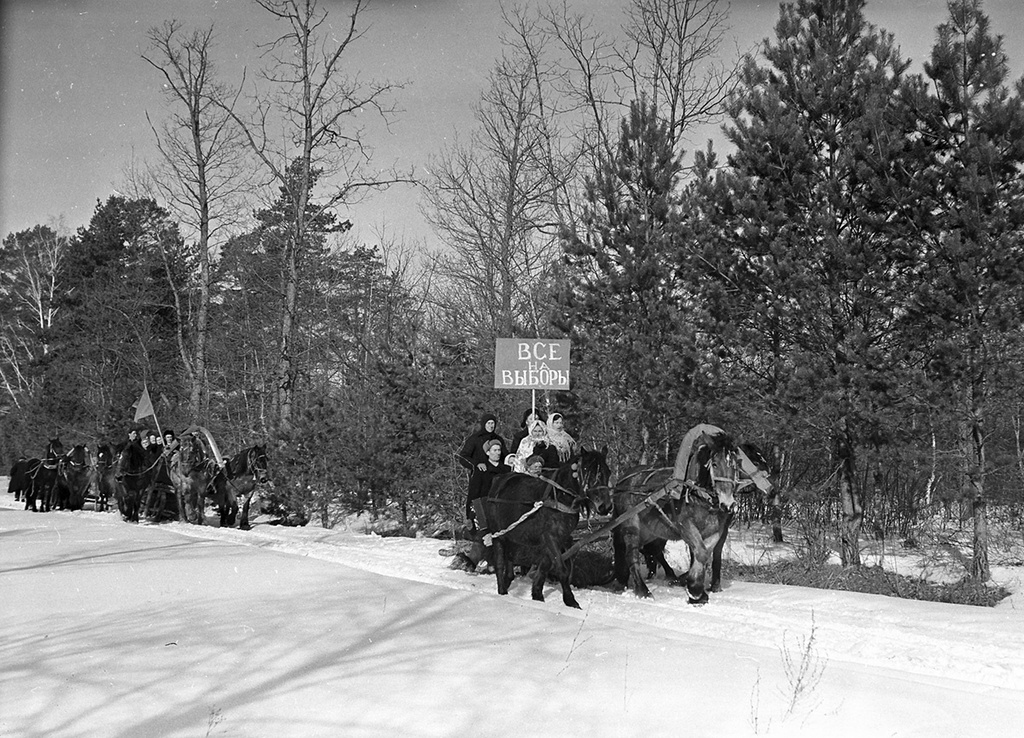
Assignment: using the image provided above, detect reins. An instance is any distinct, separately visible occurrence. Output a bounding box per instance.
[558,451,741,562]
[485,456,604,544]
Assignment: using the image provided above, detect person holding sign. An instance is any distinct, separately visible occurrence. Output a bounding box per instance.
[544,412,577,465]
[510,407,547,458]
[511,418,550,473]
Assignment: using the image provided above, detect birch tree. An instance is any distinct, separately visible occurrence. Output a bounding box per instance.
[0,224,69,407]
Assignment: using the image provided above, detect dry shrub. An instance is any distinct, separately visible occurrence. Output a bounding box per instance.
[729,560,1010,607]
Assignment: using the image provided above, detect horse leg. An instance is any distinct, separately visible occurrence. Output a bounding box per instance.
[612,524,629,586]
[239,492,253,530]
[621,517,652,598]
[493,539,510,595]
[142,485,157,521]
[549,543,581,610]
[171,484,186,522]
[679,518,713,605]
[530,559,549,603]
[642,539,677,581]
[129,490,141,523]
[709,512,734,592]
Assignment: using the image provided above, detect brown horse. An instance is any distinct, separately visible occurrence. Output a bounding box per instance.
[482,447,612,609]
[220,444,269,529]
[612,428,742,605]
[641,442,776,591]
[171,433,224,525]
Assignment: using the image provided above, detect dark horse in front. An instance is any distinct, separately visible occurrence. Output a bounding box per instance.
[23,438,65,512]
[115,441,157,523]
[612,425,742,605]
[482,447,612,609]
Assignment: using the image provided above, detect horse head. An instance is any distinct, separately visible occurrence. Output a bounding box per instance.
[248,444,269,484]
[96,444,114,469]
[64,444,89,468]
[574,445,613,515]
[689,432,742,511]
[46,438,64,461]
[177,433,207,472]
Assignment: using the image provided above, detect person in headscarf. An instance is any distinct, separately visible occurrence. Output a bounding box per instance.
[457,412,507,473]
[511,418,550,472]
[510,407,547,459]
[544,412,577,465]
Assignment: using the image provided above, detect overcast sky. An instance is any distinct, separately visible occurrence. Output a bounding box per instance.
[1,0,1022,251]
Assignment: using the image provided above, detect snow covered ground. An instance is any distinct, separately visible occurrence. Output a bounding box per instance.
[3,482,1024,737]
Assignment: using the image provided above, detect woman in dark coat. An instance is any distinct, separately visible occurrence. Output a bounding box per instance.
[457,412,507,473]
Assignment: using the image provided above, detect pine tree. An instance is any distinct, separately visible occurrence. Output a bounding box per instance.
[912,0,1024,581]
[556,97,704,464]
[701,0,928,565]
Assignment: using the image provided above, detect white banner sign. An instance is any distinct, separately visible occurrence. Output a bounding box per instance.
[493,339,571,390]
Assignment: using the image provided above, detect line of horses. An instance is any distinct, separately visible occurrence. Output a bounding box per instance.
[474,424,778,608]
[6,434,269,530]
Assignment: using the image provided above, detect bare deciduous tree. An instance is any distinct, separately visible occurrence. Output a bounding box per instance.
[424,37,572,340]
[142,20,251,419]
[540,0,739,164]
[218,0,410,430]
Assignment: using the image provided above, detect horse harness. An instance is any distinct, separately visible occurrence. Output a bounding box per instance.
[558,458,740,562]
[27,444,63,481]
[483,463,590,546]
[222,447,267,493]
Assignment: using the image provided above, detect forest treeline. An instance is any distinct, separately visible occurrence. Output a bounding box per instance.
[2,0,1023,580]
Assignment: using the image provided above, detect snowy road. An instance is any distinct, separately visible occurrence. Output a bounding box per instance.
[2,499,1023,737]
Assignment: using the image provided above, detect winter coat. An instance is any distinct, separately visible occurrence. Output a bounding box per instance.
[457,413,507,472]
[467,458,512,506]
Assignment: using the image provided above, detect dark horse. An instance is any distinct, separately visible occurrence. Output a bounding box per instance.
[7,457,30,501]
[92,444,118,512]
[57,444,93,511]
[172,433,230,526]
[482,447,613,609]
[612,426,742,605]
[115,441,157,523]
[23,438,65,512]
[220,444,269,529]
[641,441,775,593]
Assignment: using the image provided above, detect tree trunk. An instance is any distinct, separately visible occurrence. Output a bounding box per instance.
[966,392,990,581]
[837,424,862,566]
[277,239,298,432]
